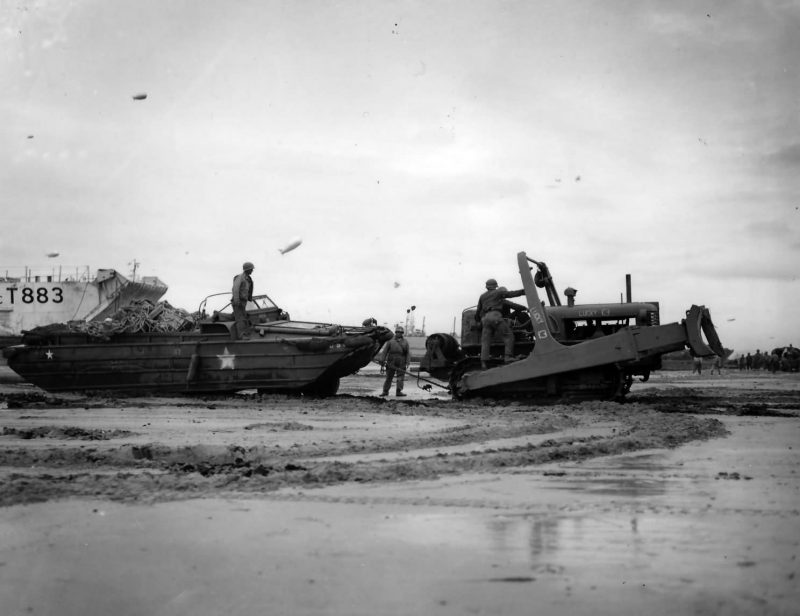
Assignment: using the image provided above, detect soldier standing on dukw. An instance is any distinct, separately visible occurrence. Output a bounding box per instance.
[231,262,255,339]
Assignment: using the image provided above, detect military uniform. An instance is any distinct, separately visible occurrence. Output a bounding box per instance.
[476,279,525,367]
[231,262,254,339]
[378,329,410,396]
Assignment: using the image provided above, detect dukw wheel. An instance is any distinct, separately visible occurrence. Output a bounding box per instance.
[301,377,340,397]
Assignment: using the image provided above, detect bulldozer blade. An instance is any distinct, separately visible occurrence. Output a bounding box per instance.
[684,304,724,357]
[458,323,690,395]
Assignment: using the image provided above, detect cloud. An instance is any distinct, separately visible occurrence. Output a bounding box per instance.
[698,261,798,283]
[746,218,796,239]
[764,142,800,168]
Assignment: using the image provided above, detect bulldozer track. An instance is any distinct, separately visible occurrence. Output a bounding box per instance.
[450,359,628,402]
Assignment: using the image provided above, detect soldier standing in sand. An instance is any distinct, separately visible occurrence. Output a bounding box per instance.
[378,326,410,397]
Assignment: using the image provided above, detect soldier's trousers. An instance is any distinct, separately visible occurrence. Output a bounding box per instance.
[232,304,250,339]
[481,310,514,361]
[382,355,406,394]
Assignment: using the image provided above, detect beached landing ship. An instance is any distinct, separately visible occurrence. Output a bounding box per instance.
[3,294,392,396]
[0,264,168,348]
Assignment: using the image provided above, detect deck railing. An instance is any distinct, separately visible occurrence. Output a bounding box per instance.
[0,265,93,283]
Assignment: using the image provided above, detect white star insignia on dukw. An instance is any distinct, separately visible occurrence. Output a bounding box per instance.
[217,347,235,369]
[45,349,54,360]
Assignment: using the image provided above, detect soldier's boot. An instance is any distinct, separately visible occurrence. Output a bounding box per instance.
[379,391,389,397]
[396,391,407,397]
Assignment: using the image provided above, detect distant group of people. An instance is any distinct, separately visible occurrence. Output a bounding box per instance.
[734,346,799,373]
[692,345,799,376]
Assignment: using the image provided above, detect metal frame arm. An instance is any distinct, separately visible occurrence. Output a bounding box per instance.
[517,251,564,356]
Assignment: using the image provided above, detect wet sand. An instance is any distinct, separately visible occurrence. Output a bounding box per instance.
[0,368,798,615]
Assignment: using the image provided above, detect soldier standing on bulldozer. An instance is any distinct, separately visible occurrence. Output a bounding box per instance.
[476,278,525,369]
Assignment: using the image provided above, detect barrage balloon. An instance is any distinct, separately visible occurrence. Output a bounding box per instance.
[279,237,303,255]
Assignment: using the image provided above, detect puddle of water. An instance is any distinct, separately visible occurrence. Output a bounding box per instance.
[374,504,797,615]
[550,476,671,497]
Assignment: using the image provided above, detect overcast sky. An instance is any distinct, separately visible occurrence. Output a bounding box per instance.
[2,0,798,354]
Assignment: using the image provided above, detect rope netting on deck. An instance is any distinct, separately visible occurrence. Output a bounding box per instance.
[24,300,196,340]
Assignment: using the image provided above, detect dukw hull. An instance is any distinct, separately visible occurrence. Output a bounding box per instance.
[3,326,386,396]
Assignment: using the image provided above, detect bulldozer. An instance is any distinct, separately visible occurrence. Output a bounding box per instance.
[420,251,724,400]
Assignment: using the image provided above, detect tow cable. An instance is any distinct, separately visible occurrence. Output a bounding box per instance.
[370,360,451,392]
